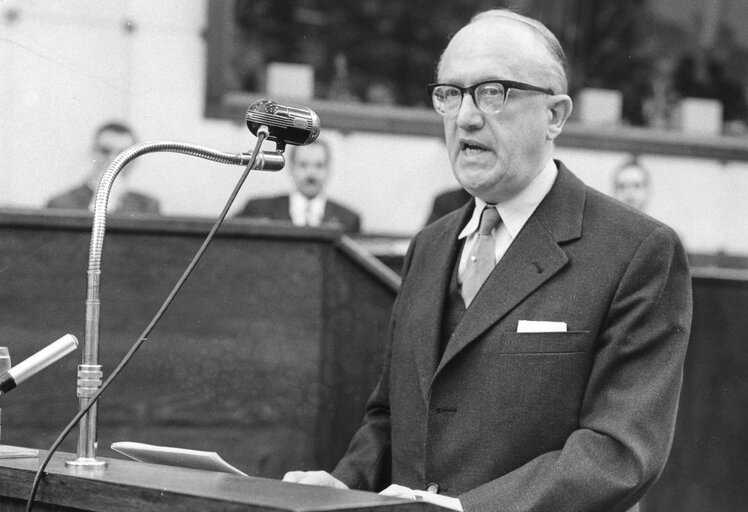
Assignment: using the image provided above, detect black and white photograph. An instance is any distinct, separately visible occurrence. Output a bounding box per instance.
[1,1,747,511]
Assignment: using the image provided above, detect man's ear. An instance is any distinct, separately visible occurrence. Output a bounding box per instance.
[546,94,573,141]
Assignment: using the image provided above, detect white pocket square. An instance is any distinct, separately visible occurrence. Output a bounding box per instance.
[517,320,567,333]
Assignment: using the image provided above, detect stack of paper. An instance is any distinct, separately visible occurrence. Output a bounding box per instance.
[111,441,248,476]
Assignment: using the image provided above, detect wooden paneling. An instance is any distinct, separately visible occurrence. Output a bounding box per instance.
[642,270,748,512]
[3,210,748,510]
[0,210,397,478]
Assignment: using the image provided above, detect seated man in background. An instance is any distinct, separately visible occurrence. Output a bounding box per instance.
[45,121,160,214]
[425,187,472,225]
[236,139,361,233]
[612,158,651,212]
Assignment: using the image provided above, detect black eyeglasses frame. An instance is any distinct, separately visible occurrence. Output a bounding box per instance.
[427,80,555,114]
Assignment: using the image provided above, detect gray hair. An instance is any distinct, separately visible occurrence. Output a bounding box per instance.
[447,9,569,95]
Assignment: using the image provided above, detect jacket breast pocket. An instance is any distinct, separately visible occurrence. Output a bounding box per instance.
[501,331,590,354]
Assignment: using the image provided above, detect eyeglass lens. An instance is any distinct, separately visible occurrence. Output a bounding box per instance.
[432,82,507,114]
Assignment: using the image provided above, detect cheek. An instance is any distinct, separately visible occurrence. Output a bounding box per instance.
[500,119,545,162]
[444,139,460,167]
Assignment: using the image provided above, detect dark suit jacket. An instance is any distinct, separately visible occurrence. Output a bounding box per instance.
[236,195,361,233]
[46,184,160,214]
[332,162,692,512]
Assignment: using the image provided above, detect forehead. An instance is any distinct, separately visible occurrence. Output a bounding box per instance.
[616,166,648,182]
[438,18,549,83]
[292,144,328,164]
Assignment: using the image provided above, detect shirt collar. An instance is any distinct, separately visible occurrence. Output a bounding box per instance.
[290,191,327,225]
[458,158,558,240]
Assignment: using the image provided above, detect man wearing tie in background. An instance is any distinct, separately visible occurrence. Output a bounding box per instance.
[284,9,691,512]
[45,121,160,214]
[236,139,361,233]
[612,158,651,212]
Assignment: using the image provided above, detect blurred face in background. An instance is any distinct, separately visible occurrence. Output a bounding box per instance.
[92,128,136,175]
[613,163,650,211]
[289,143,330,200]
[436,16,571,204]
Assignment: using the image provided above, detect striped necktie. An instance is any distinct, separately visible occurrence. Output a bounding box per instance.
[460,206,501,306]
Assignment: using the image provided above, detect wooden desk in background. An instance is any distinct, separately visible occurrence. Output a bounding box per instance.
[0,209,398,478]
[2,210,748,512]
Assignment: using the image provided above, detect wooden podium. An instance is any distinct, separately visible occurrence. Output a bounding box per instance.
[0,450,438,512]
[0,209,399,478]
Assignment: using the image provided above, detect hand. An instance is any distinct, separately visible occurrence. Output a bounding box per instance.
[380,484,463,511]
[379,484,417,499]
[282,470,349,489]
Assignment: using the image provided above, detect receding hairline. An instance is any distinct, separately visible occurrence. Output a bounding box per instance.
[438,9,568,94]
[614,161,650,186]
[95,121,135,140]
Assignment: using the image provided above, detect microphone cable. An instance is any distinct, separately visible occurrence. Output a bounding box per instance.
[25,127,271,512]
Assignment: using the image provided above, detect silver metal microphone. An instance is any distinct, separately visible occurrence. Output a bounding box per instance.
[245,99,321,150]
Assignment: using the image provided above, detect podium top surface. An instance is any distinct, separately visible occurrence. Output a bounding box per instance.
[1,450,439,512]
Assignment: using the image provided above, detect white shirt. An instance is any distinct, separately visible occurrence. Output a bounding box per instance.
[290,192,327,227]
[87,173,128,213]
[457,159,558,278]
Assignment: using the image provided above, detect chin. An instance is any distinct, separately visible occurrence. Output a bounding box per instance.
[456,173,488,193]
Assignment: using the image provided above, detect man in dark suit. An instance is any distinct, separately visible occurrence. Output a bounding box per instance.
[236,139,361,233]
[45,121,160,214]
[284,9,691,512]
[426,187,472,225]
[612,157,651,212]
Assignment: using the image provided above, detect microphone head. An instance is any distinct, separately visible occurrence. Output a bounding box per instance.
[246,99,320,148]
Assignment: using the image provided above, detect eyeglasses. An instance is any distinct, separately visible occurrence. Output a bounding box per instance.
[427,80,554,116]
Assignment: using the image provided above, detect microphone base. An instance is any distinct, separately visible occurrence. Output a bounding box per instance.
[65,456,109,468]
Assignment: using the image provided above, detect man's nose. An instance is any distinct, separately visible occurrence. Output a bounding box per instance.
[455,93,484,129]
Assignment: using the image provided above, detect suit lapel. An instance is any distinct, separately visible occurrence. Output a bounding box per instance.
[434,163,586,377]
[436,216,568,374]
[413,206,471,403]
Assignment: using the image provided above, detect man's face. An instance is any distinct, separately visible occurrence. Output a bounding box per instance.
[290,144,330,199]
[92,129,135,174]
[614,165,649,210]
[438,20,556,204]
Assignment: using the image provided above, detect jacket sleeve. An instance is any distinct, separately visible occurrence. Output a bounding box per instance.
[460,225,693,512]
[330,234,420,490]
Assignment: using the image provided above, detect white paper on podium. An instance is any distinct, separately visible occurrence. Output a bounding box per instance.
[0,444,39,459]
[111,441,248,476]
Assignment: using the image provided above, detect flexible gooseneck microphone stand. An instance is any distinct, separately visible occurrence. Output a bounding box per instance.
[25,99,320,511]
[65,140,284,468]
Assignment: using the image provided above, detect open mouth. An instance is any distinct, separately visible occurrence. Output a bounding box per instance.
[460,140,490,156]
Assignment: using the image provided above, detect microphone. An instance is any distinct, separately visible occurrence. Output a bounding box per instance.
[0,334,78,395]
[245,99,321,149]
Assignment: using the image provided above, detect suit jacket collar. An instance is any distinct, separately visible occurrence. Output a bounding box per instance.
[414,161,587,400]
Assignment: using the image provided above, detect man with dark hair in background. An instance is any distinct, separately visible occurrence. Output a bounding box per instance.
[283,9,691,512]
[426,187,472,225]
[46,121,160,214]
[236,139,360,233]
[612,157,651,212]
